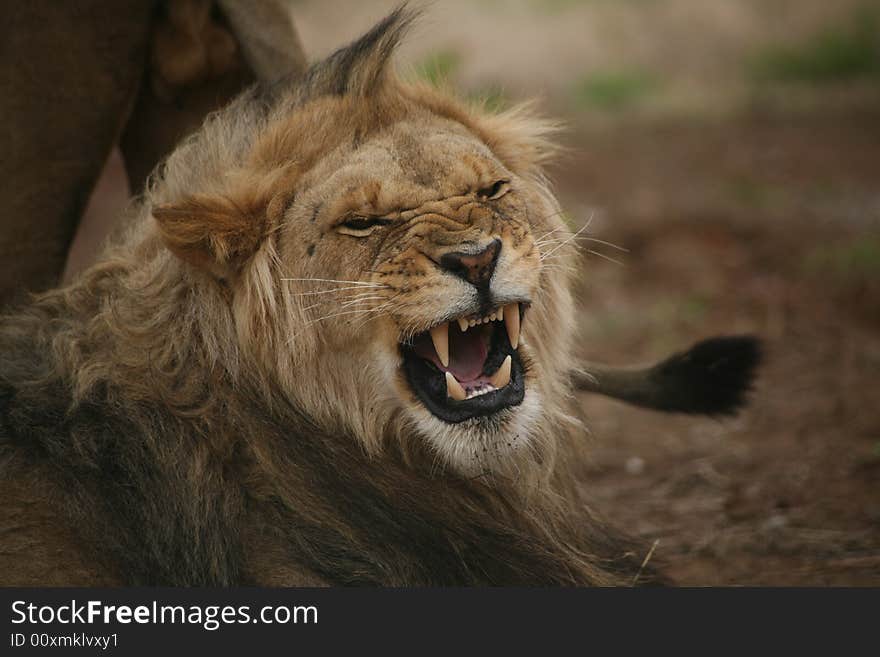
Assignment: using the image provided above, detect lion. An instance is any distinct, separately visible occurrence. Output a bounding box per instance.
[1,0,306,305]
[0,8,758,586]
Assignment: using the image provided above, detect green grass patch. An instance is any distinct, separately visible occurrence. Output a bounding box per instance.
[412,50,508,113]
[680,294,711,322]
[574,70,658,111]
[412,49,462,87]
[727,177,776,210]
[750,8,880,84]
[803,238,880,279]
[468,84,508,113]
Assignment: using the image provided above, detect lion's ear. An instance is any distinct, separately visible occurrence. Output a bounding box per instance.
[301,6,419,99]
[153,193,269,278]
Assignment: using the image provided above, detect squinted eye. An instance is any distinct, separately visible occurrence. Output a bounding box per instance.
[476,179,511,200]
[337,216,391,237]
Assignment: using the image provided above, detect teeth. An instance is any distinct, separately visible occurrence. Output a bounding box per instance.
[452,305,520,339]
[503,303,520,349]
[466,385,491,400]
[430,323,449,367]
[489,355,512,389]
[445,371,467,401]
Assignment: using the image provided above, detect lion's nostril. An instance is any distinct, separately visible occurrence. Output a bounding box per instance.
[439,238,502,289]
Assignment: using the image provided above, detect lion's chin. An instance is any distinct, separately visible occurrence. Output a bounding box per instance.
[407,386,543,477]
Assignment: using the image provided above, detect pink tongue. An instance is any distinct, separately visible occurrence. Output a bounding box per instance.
[447,327,488,382]
[412,324,489,382]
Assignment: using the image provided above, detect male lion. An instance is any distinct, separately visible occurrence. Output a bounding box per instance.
[0,8,757,586]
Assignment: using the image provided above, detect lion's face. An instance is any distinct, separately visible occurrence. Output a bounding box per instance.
[275,112,569,474]
[152,13,575,475]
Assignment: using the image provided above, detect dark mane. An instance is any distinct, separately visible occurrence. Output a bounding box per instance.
[0,296,651,585]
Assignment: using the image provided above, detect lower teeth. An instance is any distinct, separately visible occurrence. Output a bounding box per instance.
[465,385,495,400]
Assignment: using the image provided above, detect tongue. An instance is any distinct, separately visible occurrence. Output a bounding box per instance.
[413,323,489,382]
[447,326,488,381]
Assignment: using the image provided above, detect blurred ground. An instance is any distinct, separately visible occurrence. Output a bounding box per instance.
[76,0,880,584]
[565,114,880,586]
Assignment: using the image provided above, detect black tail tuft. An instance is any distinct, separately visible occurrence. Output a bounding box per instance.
[650,335,762,415]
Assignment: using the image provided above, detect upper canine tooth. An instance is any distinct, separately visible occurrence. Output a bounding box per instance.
[489,355,512,389]
[457,317,469,332]
[430,323,449,367]
[503,303,520,349]
[445,372,467,401]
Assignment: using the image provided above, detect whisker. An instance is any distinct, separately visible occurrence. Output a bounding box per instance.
[280,277,386,287]
[308,306,385,323]
[537,234,628,253]
[578,236,628,252]
[534,224,567,243]
[539,213,595,260]
[538,262,571,272]
[352,305,399,331]
[286,285,389,297]
[339,296,386,308]
[286,307,388,346]
[585,249,625,266]
[295,291,386,312]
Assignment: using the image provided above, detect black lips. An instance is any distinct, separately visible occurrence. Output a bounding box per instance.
[400,320,526,424]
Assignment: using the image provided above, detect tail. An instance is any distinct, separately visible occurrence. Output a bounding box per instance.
[573,335,762,416]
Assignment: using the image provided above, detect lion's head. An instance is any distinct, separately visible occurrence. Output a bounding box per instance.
[149,8,576,476]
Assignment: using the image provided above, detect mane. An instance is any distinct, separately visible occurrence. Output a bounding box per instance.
[0,7,655,585]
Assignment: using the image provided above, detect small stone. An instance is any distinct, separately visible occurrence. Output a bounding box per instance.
[762,513,788,531]
[625,456,645,475]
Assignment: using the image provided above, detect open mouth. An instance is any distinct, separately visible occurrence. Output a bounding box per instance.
[400,303,527,423]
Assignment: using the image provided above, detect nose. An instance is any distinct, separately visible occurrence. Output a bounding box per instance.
[439,238,502,290]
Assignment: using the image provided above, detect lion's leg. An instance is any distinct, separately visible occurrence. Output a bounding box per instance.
[119,0,256,194]
[119,0,309,194]
[119,61,254,196]
[0,0,155,306]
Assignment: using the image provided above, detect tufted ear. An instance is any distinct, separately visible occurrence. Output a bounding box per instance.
[153,193,270,279]
[299,5,419,99]
[152,164,297,278]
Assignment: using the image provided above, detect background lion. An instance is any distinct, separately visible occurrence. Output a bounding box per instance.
[0,7,762,585]
[0,0,306,305]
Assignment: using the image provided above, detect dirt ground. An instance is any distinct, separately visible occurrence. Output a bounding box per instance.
[558,112,880,585]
